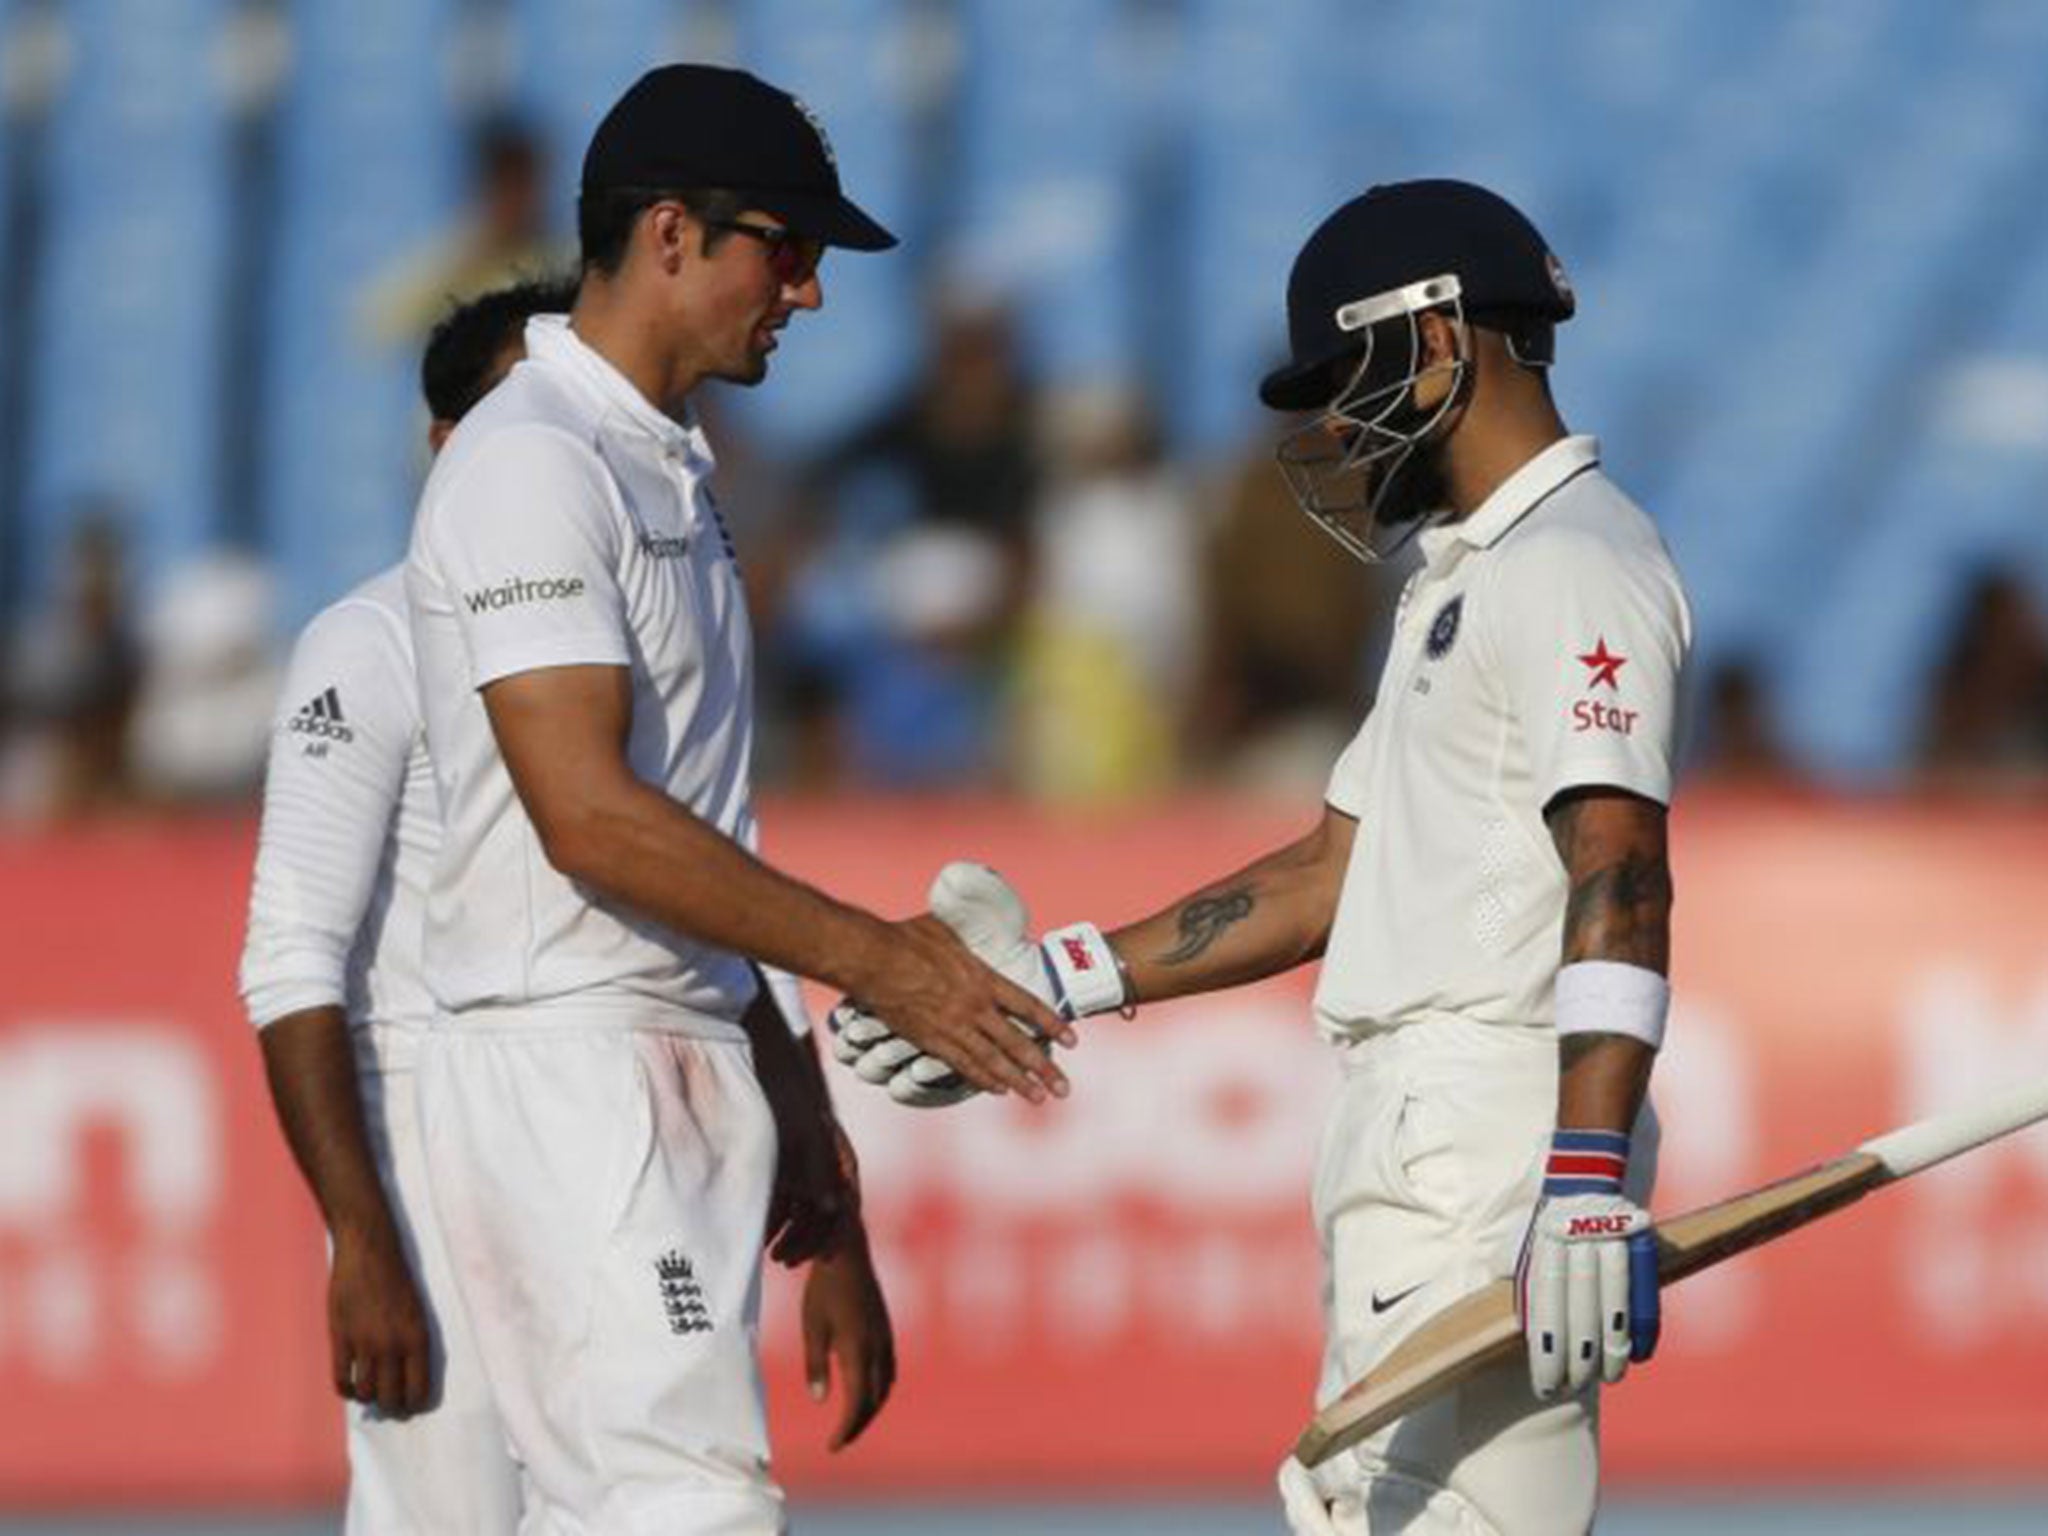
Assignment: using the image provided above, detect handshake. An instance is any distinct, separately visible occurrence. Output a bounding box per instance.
[829,863,1129,1107]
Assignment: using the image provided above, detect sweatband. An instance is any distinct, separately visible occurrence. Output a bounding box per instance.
[1554,959,1669,1050]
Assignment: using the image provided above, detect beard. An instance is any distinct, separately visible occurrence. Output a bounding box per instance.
[1369,438,1450,530]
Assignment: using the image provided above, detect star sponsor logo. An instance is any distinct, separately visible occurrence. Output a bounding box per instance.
[462,574,587,614]
[1572,635,1638,735]
[1577,636,1627,691]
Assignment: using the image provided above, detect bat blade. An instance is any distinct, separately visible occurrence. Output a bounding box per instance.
[1294,1151,1888,1467]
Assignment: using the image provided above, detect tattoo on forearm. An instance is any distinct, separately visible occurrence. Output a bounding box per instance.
[1159,886,1255,965]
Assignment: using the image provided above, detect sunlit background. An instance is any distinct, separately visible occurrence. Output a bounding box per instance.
[4,0,2048,1531]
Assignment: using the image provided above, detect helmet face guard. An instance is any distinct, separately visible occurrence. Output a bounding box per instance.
[1274,274,1470,565]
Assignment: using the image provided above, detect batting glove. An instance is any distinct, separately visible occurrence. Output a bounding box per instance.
[1514,1128,1660,1399]
[827,862,1127,1108]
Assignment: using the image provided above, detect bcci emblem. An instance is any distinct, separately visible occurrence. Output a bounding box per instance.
[1426,594,1463,660]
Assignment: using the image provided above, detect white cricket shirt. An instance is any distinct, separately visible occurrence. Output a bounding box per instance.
[406,315,761,1030]
[1314,436,1692,1040]
[239,567,439,1070]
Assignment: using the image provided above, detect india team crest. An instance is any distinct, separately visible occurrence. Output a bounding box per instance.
[1426,595,1463,660]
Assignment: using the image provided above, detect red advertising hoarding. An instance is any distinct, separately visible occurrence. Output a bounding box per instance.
[3,791,2046,1503]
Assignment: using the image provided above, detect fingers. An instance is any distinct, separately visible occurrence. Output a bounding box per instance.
[828,1329,892,1451]
[805,1311,832,1406]
[1598,1234,1632,1385]
[399,1331,433,1415]
[1524,1235,1566,1400]
[1627,1228,1662,1363]
[993,972,1075,1050]
[1564,1238,1600,1394]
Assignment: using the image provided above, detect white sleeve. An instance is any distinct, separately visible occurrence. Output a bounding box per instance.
[762,965,814,1039]
[1484,527,1691,809]
[420,425,631,688]
[238,603,418,1028]
[1323,718,1373,818]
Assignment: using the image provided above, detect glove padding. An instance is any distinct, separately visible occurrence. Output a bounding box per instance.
[1514,1129,1660,1399]
[827,862,1059,1108]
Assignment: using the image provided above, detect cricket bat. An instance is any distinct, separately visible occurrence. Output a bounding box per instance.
[1294,1078,2048,1467]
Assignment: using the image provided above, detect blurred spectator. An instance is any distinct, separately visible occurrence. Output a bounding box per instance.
[126,551,281,805]
[1917,568,2048,789]
[771,297,1041,788]
[1015,384,1200,803]
[1189,433,1389,794]
[361,118,566,346]
[0,507,142,819]
[1690,657,1799,785]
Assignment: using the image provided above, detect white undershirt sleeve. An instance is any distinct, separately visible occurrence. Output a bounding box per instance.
[239,601,419,1029]
[419,424,631,689]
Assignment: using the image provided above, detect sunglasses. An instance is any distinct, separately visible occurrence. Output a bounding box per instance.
[705,219,824,287]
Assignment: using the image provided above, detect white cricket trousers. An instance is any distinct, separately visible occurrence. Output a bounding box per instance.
[419,1013,784,1536]
[1282,1014,1658,1536]
[346,1025,523,1534]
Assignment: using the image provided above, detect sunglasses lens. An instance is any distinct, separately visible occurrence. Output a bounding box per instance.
[775,236,822,285]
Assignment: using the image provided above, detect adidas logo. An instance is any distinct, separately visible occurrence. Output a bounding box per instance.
[287,686,354,743]
[654,1249,712,1337]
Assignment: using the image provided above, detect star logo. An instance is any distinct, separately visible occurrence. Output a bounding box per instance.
[1577,637,1627,691]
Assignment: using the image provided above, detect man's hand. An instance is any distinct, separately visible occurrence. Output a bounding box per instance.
[1515,1129,1659,1399]
[802,1240,896,1452]
[745,977,858,1267]
[831,863,1128,1108]
[851,892,1081,1104]
[329,1224,433,1417]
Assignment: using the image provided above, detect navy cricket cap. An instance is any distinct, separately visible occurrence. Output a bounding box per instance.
[582,64,897,251]
[1259,179,1574,410]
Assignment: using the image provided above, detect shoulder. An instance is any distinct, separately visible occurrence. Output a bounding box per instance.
[1491,473,1678,591]
[288,568,419,724]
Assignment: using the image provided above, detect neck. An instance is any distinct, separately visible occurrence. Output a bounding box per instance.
[1441,387,1569,518]
[569,278,704,418]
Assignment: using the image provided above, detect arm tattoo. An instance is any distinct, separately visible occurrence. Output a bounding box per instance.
[1159,886,1255,965]
[1549,794,1673,970]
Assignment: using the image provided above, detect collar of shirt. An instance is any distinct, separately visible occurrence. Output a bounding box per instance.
[1416,434,1601,568]
[523,314,712,466]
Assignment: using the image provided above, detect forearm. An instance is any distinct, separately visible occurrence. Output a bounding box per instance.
[1109,812,1352,1004]
[552,776,894,996]
[259,1008,400,1243]
[1547,790,1674,1134]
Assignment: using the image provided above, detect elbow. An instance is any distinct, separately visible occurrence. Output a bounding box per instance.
[529,798,615,886]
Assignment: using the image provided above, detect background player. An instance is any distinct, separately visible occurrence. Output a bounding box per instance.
[836,180,1692,1535]
[243,274,893,1534]
[403,65,1051,1534]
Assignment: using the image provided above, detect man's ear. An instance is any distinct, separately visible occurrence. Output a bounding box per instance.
[642,202,692,275]
[1416,308,1464,367]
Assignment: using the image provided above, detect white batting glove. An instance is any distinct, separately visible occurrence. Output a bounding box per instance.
[827,862,1127,1108]
[1514,1129,1661,1399]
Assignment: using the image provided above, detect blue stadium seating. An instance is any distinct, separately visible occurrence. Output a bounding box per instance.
[728,0,921,455]
[22,0,238,605]
[8,0,2048,779]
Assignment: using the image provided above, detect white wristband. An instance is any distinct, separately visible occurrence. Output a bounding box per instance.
[1554,960,1669,1050]
[1039,922,1129,1019]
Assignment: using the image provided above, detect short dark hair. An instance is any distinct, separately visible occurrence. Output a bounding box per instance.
[420,275,580,422]
[576,186,748,277]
